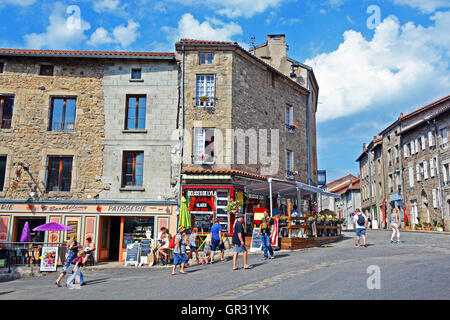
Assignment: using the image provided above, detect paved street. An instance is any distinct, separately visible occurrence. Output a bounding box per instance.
[1,230,450,300]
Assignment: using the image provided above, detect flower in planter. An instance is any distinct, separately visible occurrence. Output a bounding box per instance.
[200,95,210,102]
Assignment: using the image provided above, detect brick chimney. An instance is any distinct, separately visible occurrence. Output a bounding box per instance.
[266,34,287,70]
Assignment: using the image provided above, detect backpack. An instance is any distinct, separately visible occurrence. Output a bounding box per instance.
[169,235,176,249]
[357,214,365,226]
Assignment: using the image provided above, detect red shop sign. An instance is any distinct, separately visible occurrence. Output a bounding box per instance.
[189,196,216,212]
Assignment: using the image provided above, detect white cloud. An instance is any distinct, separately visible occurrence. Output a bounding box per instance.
[93,0,121,12]
[305,12,450,123]
[2,0,35,6]
[87,20,140,48]
[392,0,450,13]
[171,0,285,18]
[162,13,243,43]
[23,2,90,49]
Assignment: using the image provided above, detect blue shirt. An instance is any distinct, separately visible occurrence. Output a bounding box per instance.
[211,223,222,241]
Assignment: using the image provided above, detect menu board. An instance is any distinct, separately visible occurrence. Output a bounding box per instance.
[192,213,213,233]
[249,228,262,252]
[140,239,152,257]
[125,242,140,267]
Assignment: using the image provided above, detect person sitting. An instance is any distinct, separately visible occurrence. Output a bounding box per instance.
[82,237,95,265]
[157,227,170,264]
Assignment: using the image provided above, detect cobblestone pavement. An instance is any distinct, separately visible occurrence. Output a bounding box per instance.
[1,229,449,300]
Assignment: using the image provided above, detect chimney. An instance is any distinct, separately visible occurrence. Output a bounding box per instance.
[266,34,287,70]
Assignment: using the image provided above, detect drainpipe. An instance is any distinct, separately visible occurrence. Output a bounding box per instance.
[367,147,373,221]
[177,45,185,219]
[398,122,407,224]
[306,71,311,186]
[372,143,380,226]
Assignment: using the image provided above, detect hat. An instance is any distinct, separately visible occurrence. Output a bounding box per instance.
[177,226,186,233]
[236,214,245,219]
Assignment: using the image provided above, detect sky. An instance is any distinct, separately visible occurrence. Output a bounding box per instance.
[1,0,449,183]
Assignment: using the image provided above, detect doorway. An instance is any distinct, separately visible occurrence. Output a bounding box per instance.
[99,216,121,262]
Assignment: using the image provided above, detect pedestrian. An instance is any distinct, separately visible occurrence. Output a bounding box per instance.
[157,227,170,265]
[186,227,201,266]
[172,226,188,275]
[55,234,80,287]
[82,236,95,265]
[66,250,85,287]
[209,218,225,263]
[353,209,368,247]
[291,205,299,217]
[257,210,274,260]
[232,214,252,270]
[390,208,403,244]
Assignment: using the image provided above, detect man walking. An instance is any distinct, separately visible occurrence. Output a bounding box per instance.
[232,214,252,270]
[353,209,368,247]
[258,210,274,260]
[390,208,403,244]
[210,218,225,263]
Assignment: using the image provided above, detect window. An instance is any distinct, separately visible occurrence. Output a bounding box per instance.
[430,158,435,177]
[199,53,213,65]
[403,144,408,158]
[122,151,144,187]
[410,141,415,155]
[409,167,414,187]
[443,164,449,186]
[440,128,448,149]
[416,164,421,181]
[428,131,434,147]
[39,65,54,76]
[415,139,419,154]
[193,128,215,164]
[285,105,294,133]
[394,145,399,162]
[432,189,437,208]
[0,95,14,129]
[196,75,215,107]
[0,62,3,73]
[49,97,76,131]
[46,156,73,192]
[387,149,392,166]
[65,220,79,241]
[125,95,146,130]
[131,68,142,79]
[0,156,6,192]
[286,150,294,178]
[423,161,428,179]
[421,135,426,150]
[388,174,393,192]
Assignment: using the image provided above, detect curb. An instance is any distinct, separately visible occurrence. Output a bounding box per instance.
[343,228,450,235]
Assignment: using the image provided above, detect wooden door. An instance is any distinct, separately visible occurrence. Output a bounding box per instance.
[98,217,110,262]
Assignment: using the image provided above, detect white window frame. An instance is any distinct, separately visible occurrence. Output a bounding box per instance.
[421,135,426,150]
[195,75,215,107]
[430,158,435,177]
[193,128,215,164]
[416,164,421,181]
[410,141,415,155]
[403,144,408,158]
[415,139,419,154]
[285,105,294,133]
[423,161,428,179]
[286,150,294,179]
[432,189,437,208]
[428,131,433,147]
[440,128,448,149]
[409,167,414,187]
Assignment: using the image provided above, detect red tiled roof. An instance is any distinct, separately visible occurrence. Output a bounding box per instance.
[178,39,236,45]
[182,169,267,180]
[399,95,450,120]
[0,48,174,58]
[329,182,351,193]
[326,174,357,186]
[329,177,360,193]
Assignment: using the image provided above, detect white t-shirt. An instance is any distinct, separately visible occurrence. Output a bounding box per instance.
[353,213,367,229]
[291,210,298,217]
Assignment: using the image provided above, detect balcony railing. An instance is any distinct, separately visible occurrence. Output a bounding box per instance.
[193,154,215,164]
[195,97,215,107]
[285,124,296,133]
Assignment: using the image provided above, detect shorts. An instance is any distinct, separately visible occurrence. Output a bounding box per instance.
[173,253,187,265]
[355,228,366,237]
[233,244,247,253]
[189,245,198,251]
[211,239,224,251]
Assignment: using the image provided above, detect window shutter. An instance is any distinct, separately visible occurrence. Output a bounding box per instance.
[415,139,419,153]
[430,158,435,177]
[421,136,425,150]
[416,164,420,181]
[423,161,428,179]
[428,131,433,147]
[411,141,415,155]
[193,128,204,160]
[404,144,408,158]
[432,189,437,208]
[443,165,448,183]
[409,167,414,187]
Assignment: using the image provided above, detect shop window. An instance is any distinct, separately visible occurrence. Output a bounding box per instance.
[125,95,146,130]
[0,95,14,129]
[49,97,76,131]
[131,68,142,79]
[196,75,215,107]
[46,156,73,192]
[39,64,54,76]
[122,151,144,187]
[122,217,154,249]
[199,52,213,65]
[0,156,6,192]
[193,128,215,164]
[65,220,79,241]
[15,218,46,242]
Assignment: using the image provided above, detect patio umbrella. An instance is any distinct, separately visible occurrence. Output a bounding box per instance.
[33,222,72,232]
[20,221,31,242]
[178,196,191,229]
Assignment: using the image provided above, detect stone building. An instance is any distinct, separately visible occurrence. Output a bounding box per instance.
[176,38,317,234]
[0,49,178,262]
[357,95,450,230]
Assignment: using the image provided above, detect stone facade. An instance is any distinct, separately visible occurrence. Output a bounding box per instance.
[0,56,107,200]
[99,58,179,201]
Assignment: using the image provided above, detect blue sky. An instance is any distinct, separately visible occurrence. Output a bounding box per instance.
[1,0,449,183]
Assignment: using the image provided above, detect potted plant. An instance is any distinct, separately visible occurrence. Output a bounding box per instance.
[404,221,410,230]
[423,222,432,231]
[316,215,325,225]
[307,216,315,225]
[415,222,422,230]
[437,221,444,232]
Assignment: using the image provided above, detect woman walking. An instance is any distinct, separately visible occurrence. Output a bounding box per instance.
[390,208,403,244]
[172,226,188,275]
[186,227,200,266]
[55,235,80,287]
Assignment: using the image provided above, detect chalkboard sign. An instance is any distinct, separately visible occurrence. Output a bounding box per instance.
[140,239,151,257]
[249,228,262,252]
[125,242,140,267]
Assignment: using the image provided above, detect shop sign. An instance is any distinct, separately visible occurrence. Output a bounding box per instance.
[189,196,216,212]
[40,246,58,272]
[248,193,265,200]
[187,190,217,197]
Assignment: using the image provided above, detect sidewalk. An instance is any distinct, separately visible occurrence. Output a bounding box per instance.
[345,227,450,235]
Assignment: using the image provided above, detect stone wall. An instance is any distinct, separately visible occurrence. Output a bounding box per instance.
[0,57,107,200]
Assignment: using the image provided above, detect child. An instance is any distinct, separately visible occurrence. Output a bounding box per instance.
[202,233,212,264]
[66,250,85,287]
[186,227,200,266]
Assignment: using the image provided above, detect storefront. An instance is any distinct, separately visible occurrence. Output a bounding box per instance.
[0,200,177,263]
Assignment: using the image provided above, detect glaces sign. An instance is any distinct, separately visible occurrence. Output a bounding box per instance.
[188,190,216,213]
